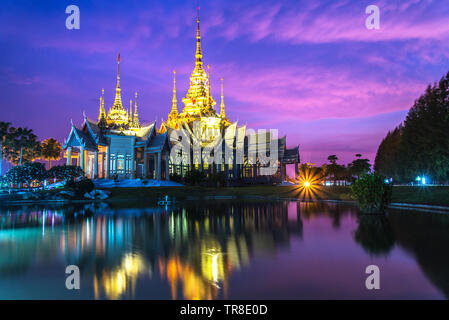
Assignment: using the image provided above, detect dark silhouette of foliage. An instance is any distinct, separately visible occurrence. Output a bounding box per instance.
[354,215,395,257]
[40,138,62,169]
[375,71,449,183]
[351,173,392,213]
[348,154,371,179]
[47,165,84,182]
[5,162,47,186]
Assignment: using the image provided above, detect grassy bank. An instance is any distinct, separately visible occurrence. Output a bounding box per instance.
[104,185,352,204]
[2,185,448,207]
[103,185,449,207]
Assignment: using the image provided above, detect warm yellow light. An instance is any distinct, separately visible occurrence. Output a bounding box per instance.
[303,181,310,188]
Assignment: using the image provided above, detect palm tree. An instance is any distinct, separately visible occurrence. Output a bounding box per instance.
[40,138,62,169]
[0,122,12,175]
[327,155,338,164]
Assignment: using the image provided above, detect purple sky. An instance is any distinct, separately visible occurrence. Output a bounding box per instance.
[1,0,449,166]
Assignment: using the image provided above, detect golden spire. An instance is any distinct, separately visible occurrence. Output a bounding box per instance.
[129,99,133,123]
[107,53,128,126]
[207,65,211,107]
[220,77,230,126]
[114,53,122,106]
[195,7,202,70]
[220,77,225,116]
[133,92,140,128]
[98,88,106,121]
[180,10,216,118]
[171,70,178,114]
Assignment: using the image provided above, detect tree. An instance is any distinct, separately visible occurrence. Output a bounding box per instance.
[327,155,338,164]
[374,125,403,181]
[6,127,40,165]
[0,122,13,176]
[40,138,62,169]
[348,154,371,179]
[5,162,47,187]
[374,70,449,183]
[47,165,84,182]
[350,173,392,213]
[324,155,348,182]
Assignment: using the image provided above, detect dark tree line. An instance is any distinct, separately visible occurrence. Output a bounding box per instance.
[375,71,449,183]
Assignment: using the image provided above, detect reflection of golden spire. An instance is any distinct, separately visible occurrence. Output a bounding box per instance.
[171,70,178,114]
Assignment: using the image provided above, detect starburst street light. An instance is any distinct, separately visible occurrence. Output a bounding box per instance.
[293,163,325,200]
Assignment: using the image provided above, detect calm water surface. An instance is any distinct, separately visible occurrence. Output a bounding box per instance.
[0,200,448,299]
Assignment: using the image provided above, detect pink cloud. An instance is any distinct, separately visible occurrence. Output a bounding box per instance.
[206,0,449,44]
[210,63,426,122]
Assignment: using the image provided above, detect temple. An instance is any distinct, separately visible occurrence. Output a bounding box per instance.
[63,11,300,183]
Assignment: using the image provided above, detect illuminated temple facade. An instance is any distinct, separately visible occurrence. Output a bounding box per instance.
[63,13,299,182]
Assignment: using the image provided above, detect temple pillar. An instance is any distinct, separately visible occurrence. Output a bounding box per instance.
[165,151,170,181]
[106,147,110,179]
[93,151,98,179]
[66,147,72,166]
[80,147,85,172]
[157,152,162,180]
[143,153,148,178]
[131,152,136,179]
[225,163,229,179]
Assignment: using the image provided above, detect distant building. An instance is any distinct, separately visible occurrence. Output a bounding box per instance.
[63,12,299,182]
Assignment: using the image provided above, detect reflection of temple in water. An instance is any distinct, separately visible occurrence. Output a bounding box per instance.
[2,203,449,299]
[0,201,302,300]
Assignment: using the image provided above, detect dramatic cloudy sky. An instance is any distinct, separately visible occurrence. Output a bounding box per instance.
[1,0,449,167]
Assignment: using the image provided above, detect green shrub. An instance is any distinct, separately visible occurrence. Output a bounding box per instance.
[76,178,95,195]
[169,172,183,183]
[65,178,95,197]
[48,165,84,182]
[350,173,392,213]
[5,162,47,186]
[184,169,206,186]
[209,171,226,187]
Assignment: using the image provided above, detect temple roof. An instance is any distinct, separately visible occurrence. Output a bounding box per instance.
[147,131,169,152]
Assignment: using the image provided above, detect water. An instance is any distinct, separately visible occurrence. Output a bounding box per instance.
[0,200,448,300]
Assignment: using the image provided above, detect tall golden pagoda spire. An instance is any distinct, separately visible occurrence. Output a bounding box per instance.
[171,70,178,114]
[167,70,179,128]
[106,53,129,126]
[181,8,216,117]
[114,53,123,107]
[195,7,203,71]
[220,77,230,126]
[207,64,211,107]
[133,92,140,128]
[98,88,106,121]
[129,99,133,123]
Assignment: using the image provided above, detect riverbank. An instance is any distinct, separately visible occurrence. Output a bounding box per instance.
[2,185,449,208]
[103,185,449,207]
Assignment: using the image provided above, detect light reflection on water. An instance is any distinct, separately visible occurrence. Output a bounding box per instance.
[0,201,448,300]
